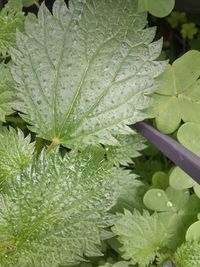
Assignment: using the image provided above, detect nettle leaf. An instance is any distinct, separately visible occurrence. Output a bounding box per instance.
[173,242,200,267]
[106,133,146,166]
[112,209,171,267]
[11,0,165,148]
[0,63,16,121]
[138,0,175,18]
[151,50,200,134]
[112,170,146,213]
[0,127,34,191]
[0,146,120,266]
[0,5,24,57]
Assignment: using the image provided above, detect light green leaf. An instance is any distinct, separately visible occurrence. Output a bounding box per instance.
[138,0,175,18]
[112,209,171,266]
[143,188,171,211]
[0,127,34,191]
[0,5,24,57]
[11,0,165,148]
[170,167,194,190]
[112,170,146,212]
[174,242,200,267]
[151,50,200,133]
[0,146,120,266]
[186,221,200,242]
[106,133,146,166]
[144,187,200,249]
[177,122,200,156]
[0,63,16,121]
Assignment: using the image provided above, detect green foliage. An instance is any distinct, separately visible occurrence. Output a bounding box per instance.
[0,4,24,57]
[0,0,200,266]
[112,209,171,266]
[173,242,200,267]
[0,146,121,266]
[0,127,34,189]
[166,12,187,28]
[138,0,175,18]
[106,134,146,166]
[0,63,15,121]
[169,122,200,198]
[11,0,165,148]
[151,50,200,133]
[186,221,200,242]
[143,186,200,248]
[181,23,198,40]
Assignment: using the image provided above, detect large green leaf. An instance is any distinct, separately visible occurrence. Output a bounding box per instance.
[11,0,165,148]
[0,146,120,266]
[151,51,200,133]
[0,63,16,121]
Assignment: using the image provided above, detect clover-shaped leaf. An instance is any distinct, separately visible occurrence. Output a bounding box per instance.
[138,0,175,18]
[186,221,200,242]
[170,167,200,198]
[152,51,200,133]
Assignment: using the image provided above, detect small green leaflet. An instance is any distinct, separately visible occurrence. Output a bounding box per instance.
[151,50,200,134]
[186,221,200,242]
[169,122,200,198]
[0,63,16,121]
[0,146,120,266]
[112,209,171,266]
[11,0,165,148]
[138,0,175,18]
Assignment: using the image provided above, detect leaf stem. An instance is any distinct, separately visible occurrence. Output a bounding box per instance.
[46,138,61,153]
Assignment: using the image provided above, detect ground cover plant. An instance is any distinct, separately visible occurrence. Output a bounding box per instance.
[0,0,200,266]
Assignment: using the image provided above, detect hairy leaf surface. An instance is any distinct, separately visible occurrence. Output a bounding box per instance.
[0,5,24,57]
[0,127,34,191]
[112,209,171,266]
[0,146,120,266]
[11,0,165,148]
[0,63,16,121]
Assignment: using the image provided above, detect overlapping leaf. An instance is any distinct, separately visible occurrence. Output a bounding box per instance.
[151,50,200,133]
[138,0,175,18]
[112,209,171,266]
[0,5,24,57]
[11,0,165,148]
[169,122,200,198]
[0,63,16,121]
[0,127,34,189]
[0,146,120,266]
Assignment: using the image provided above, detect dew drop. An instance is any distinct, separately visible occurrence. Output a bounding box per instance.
[157,192,162,197]
[166,201,173,208]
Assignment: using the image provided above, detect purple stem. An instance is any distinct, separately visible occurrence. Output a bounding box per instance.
[133,122,200,185]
